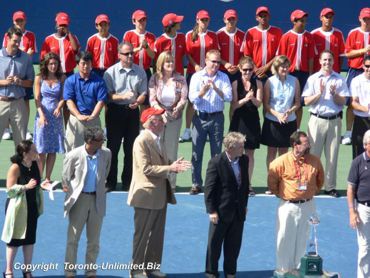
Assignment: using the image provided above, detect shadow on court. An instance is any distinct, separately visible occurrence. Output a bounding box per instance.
[0,191,356,277]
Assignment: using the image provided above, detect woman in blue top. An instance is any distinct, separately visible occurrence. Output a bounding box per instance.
[33,52,65,182]
[262,55,300,171]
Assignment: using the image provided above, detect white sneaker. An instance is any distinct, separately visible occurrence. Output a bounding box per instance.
[26,131,33,140]
[2,128,12,140]
[179,128,191,142]
[148,271,166,278]
[341,130,352,145]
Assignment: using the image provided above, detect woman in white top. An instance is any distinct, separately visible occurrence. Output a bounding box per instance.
[262,55,300,172]
[149,51,188,189]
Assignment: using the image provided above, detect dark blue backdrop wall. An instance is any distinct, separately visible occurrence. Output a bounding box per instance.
[0,0,367,63]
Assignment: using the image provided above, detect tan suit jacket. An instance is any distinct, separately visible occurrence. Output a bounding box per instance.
[62,145,111,217]
[127,129,176,209]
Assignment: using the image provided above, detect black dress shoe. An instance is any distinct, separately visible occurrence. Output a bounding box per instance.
[324,189,341,198]
[189,186,202,195]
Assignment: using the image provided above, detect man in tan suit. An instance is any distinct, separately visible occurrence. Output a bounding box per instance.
[127,107,191,278]
[62,126,111,278]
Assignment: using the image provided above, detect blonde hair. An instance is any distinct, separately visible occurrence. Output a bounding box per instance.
[238,56,255,68]
[206,49,221,59]
[223,132,246,151]
[154,51,175,80]
[271,55,290,75]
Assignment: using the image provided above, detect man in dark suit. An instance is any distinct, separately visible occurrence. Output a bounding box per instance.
[204,132,250,278]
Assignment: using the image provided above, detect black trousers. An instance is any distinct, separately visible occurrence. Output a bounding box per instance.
[106,103,140,190]
[352,115,370,159]
[205,214,244,277]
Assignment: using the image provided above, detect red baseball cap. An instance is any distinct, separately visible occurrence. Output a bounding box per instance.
[95,14,110,24]
[55,12,70,26]
[13,11,26,21]
[162,13,184,27]
[359,7,370,19]
[196,10,210,20]
[224,9,238,20]
[256,6,270,16]
[132,10,147,21]
[140,108,165,124]
[290,9,308,21]
[320,8,335,17]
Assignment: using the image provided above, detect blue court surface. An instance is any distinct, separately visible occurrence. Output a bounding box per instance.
[0,191,356,277]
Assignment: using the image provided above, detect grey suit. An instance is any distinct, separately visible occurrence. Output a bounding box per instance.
[62,145,111,277]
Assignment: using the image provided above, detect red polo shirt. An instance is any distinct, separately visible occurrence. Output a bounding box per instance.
[86,33,119,70]
[3,30,38,53]
[345,27,370,69]
[217,27,245,71]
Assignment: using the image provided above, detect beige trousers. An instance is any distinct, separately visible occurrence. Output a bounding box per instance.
[307,115,341,191]
[65,115,101,153]
[0,98,27,146]
[65,194,103,277]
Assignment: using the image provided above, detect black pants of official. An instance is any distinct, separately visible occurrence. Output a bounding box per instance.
[205,214,244,277]
[106,103,140,190]
[352,115,370,159]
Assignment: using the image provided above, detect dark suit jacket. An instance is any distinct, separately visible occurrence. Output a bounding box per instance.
[204,152,250,222]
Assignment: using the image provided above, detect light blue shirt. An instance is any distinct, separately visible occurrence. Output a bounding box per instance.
[189,69,232,113]
[82,148,100,192]
[302,70,349,116]
[265,74,297,122]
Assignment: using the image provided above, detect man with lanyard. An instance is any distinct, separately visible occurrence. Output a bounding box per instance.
[342,7,370,145]
[86,14,119,77]
[2,11,37,141]
[347,129,370,278]
[0,26,34,147]
[242,6,282,83]
[188,49,232,195]
[103,42,147,192]
[277,9,315,129]
[302,50,349,198]
[63,52,107,152]
[268,131,324,277]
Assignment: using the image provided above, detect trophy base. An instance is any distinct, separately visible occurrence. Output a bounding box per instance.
[273,270,340,278]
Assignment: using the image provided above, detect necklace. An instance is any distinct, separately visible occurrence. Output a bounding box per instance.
[22,160,32,171]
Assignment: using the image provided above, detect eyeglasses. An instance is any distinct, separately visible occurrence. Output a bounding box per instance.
[92,138,104,143]
[242,68,254,73]
[200,18,209,22]
[120,52,134,56]
[210,60,221,64]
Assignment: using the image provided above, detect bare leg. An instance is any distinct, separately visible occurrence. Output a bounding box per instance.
[45,153,56,181]
[278,147,289,156]
[296,107,302,130]
[245,149,255,190]
[5,246,18,275]
[38,153,46,180]
[266,147,278,170]
[22,245,34,278]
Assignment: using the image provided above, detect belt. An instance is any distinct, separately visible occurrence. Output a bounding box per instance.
[81,191,96,195]
[358,200,370,207]
[197,111,223,121]
[286,198,312,204]
[311,112,342,120]
[0,96,17,101]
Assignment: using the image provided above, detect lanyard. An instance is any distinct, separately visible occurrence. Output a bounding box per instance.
[294,158,309,184]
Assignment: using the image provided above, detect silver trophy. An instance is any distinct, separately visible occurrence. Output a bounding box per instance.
[307,214,320,256]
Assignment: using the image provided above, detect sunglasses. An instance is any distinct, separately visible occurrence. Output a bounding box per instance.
[120,52,134,56]
[210,60,221,64]
[242,68,254,73]
[92,138,104,143]
[364,64,370,68]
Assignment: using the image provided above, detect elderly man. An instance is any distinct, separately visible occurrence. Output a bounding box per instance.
[268,131,324,276]
[63,51,107,152]
[62,126,111,278]
[0,26,34,146]
[103,41,147,192]
[204,132,250,278]
[127,107,191,278]
[188,49,232,195]
[302,49,350,197]
[347,129,370,278]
